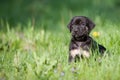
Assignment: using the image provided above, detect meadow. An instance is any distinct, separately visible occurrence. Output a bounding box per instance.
[0,0,120,80]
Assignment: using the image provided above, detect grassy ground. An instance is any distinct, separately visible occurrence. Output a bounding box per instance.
[0,0,120,79]
[0,17,120,80]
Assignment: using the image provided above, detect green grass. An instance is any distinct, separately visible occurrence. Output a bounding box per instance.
[0,18,120,80]
[1,0,120,80]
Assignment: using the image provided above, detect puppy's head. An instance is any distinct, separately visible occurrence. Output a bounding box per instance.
[67,16,95,38]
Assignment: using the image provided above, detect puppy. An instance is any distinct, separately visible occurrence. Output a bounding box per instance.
[67,16,106,62]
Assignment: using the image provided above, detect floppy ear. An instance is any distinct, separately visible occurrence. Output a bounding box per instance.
[67,18,73,32]
[86,17,95,33]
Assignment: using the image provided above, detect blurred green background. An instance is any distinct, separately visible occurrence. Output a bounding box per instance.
[0,0,120,30]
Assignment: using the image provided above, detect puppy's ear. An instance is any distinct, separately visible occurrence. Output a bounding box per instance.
[67,18,73,32]
[86,17,95,33]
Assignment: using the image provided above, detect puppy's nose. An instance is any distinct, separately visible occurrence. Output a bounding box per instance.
[74,31,78,33]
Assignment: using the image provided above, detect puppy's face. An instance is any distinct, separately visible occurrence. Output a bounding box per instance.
[67,16,95,38]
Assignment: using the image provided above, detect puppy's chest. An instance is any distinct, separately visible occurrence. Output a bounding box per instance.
[74,42,91,58]
[77,42,91,51]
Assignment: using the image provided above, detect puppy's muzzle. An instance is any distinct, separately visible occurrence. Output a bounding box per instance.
[72,25,88,37]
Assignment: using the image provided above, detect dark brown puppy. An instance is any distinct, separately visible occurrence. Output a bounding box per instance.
[67,16,106,63]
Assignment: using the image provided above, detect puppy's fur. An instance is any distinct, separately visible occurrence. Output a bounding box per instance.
[67,16,106,62]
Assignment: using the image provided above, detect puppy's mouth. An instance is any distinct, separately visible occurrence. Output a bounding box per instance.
[72,32,88,38]
[73,34,87,41]
[73,34,85,38]
[72,28,88,38]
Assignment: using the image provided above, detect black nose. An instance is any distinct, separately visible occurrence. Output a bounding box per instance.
[74,30,78,33]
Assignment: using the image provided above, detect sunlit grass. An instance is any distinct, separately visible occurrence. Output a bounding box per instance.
[1,0,120,79]
[0,16,120,80]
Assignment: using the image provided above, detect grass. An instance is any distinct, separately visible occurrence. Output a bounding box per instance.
[0,0,120,80]
[0,17,120,80]
[0,1,120,79]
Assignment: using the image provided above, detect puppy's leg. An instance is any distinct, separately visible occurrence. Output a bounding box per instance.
[98,44,106,54]
[69,49,81,63]
[82,50,90,58]
[69,54,75,63]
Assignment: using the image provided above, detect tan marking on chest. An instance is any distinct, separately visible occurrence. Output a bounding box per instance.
[70,48,90,58]
[70,49,81,58]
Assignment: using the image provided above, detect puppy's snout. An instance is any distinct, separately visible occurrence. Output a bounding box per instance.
[74,30,78,34]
